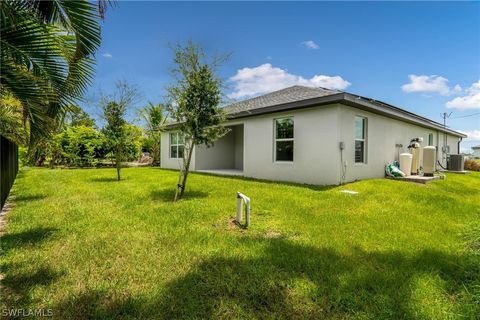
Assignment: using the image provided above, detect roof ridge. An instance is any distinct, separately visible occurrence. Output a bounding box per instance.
[227,85,337,106]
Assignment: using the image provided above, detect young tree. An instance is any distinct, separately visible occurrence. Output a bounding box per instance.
[139,102,167,166]
[167,42,229,201]
[100,81,139,181]
[103,101,126,180]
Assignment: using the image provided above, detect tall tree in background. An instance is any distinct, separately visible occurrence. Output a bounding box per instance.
[0,0,111,159]
[139,102,167,166]
[100,81,138,181]
[66,105,96,128]
[167,42,229,201]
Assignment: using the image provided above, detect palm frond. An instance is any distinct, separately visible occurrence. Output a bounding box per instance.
[0,0,105,148]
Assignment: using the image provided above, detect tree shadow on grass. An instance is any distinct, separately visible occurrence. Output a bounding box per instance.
[51,238,479,319]
[0,227,57,251]
[13,194,47,203]
[54,289,141,320]
[1,265,62,307]
[90,177,123,182]
[1,227,60,310]
[151,189,209,202]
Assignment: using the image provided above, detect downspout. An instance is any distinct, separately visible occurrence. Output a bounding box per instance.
[338,104,346,185]
[458,137,462,154]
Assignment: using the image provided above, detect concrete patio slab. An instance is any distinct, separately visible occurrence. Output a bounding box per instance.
[386,175,441,184]
[196,169,244,177]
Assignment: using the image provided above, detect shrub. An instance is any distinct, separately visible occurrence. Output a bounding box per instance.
[47,126,106,167]
[18,146,28,167]
[124,124,144,161]
[464,158,480,171]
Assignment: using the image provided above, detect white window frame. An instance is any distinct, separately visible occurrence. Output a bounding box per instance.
[169,132,184,159]
[273,117,294,163]
[428,133,434,146]
[354,116,367,164]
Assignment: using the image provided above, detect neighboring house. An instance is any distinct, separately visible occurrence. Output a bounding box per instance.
[473,145,480,158]
[161,86,466,185]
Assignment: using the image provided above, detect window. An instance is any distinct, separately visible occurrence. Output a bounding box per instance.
[354,116,367,163]
[274,117,294,162]
[428,133,434,146]
[169,132,184,158]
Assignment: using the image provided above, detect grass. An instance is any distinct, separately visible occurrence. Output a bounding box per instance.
[1,168,479,319]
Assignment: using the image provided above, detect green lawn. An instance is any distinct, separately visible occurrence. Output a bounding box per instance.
[1,168,479,319]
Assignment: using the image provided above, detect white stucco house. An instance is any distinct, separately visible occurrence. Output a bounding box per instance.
[472,145,480,158]
[161,86,466,185]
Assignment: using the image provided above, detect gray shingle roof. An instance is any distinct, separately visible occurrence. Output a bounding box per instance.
[218,85,465,138]
[223,85,338,115]
[166,85,466,138]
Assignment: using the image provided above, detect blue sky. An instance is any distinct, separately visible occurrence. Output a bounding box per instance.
[86,1,480,151]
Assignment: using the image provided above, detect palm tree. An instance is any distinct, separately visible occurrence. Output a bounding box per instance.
[0,0,110,157]
[139,102,167,166]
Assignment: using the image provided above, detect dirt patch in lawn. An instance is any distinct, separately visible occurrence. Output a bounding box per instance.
[264,230,283,239]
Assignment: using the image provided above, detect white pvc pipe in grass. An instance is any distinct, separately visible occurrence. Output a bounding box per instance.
[236,192,251,228]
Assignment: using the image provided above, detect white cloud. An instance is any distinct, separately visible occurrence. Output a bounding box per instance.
[401,74,453,96]
[228,63,351,99]
[458,129,480,141]
[446,80,480,110]
[301,40,319,50]
[102,52,113,58]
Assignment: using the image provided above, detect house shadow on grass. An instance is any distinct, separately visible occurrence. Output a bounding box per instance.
[153,240,478,319]
[156,168,337,192]
[52,238,479,319]
[192,171,338,192]
[151,189,209,202]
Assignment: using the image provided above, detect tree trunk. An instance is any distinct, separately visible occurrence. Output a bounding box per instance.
[115,147,121,181]
[116,156,121,181]
[174,140,195,201]
[152,142,160,166]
